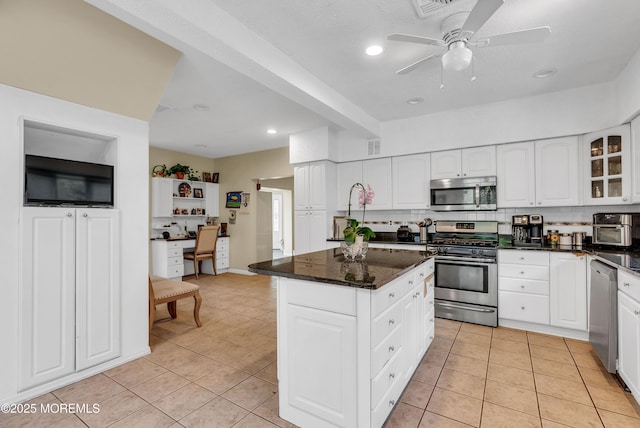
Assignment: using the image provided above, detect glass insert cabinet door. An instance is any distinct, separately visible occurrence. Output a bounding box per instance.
[587,125,630,202]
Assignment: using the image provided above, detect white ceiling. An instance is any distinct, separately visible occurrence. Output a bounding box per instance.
[88,0,640,159]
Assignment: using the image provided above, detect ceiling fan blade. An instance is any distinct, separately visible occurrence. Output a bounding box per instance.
[473,26,551,48]
[388,33,445,47]
[396,55,438,75]
[461,0,504,36]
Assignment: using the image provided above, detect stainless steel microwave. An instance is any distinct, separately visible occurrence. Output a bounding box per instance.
[430,176,497,211]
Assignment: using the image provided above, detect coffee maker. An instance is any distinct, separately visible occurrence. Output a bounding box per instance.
[512,214,543,247]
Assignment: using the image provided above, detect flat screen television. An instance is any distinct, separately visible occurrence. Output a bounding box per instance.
[24,155,114,207]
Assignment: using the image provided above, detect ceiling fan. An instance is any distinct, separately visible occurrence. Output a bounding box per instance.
[388,0,551,74]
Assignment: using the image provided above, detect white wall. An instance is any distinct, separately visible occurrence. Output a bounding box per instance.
[337,82,618,162]
[0,84,150,403]
[616,46,640,123]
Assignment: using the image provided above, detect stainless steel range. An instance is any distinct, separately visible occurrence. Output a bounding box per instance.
[428,220,498,327]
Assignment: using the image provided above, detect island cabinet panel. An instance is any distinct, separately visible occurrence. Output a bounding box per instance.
[276,257,434,428]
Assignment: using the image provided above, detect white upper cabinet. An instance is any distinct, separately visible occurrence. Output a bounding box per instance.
[629,117,640,203]
[337,159,392,211]
[497,142,536,208]
[363,158,392,210]
[294,161,328,211]
[392,154,430,209]
[583,124,631,205]
[535,136,581,207]
[151,178,173,217]
[204,182,220,217]
[431,146,496,179]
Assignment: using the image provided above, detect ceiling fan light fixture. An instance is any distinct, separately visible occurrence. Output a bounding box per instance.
[441,41,472,71]
[365,45,384,56]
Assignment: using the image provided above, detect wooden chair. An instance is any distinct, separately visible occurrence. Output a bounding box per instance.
[148,275,202,331]
[183,225,220,279]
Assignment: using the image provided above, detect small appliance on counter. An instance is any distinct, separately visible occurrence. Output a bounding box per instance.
[592,213,640,248]
[511,214,543,247]
[396,225,413,242]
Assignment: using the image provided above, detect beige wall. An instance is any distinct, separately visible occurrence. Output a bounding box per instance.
[214,147,293,271]
[149,146,216,179]
[0,0,180,121]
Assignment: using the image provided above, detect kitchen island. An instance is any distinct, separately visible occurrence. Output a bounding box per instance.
[249,248,435,428]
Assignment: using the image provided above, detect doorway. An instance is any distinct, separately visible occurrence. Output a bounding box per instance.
[256,177,293,260]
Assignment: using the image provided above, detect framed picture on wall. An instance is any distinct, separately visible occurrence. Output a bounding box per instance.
[226,191,242,208]
[202,172,212,182]
[212,172,220,183]
[193,188,203,198]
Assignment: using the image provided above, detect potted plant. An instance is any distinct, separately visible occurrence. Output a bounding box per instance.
[342,183,375,259]
[168,163,190,179]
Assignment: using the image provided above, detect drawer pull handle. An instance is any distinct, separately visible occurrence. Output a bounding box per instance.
[521,306,526,310]
[520,285,525,289]
[520,257,525,260]
[389,399,396,406]
[389,346,395,352]
[635,310,640,316]
[520,271,525,275]
[624,282,630,287]
[409,280,414,285]
[389,293,395,298]
[419,273,424,277]
[83,213,88,217]
[67,212,73,217]
[389,319,395,325]
[430,318,434,322]
[389,373,395,379]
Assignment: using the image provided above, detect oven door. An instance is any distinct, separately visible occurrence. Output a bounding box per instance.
[434,256,497,307]
[593,225,630,247]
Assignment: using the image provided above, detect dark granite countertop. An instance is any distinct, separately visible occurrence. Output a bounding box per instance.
[248,248,434,289]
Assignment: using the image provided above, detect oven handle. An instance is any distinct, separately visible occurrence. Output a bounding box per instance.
[435,255,496,264]
[436,301,496,313]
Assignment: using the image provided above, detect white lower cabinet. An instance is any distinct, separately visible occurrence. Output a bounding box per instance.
[294,210,327,254]
[19,207,120,390]
[278,259,434,427]
[152,237,230,279]
[498,250,550,325]
[618,270,640,401]
[549,252,587,330]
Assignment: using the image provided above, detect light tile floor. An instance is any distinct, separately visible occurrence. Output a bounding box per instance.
[2,273,640,427]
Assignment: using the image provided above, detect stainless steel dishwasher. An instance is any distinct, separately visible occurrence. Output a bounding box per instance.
[589,260,618,373]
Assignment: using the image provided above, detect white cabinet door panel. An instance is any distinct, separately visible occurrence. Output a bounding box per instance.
[76,209,121,370]
[392,154,430,209]
[549,253,587,331]
[151,178,173,217]
[294,165,309,210]
[431,150,462,179]
[497,142,536,208]
[536,137,581,207]
[462,146,496,177]
[337,161,362,211]
[308,162,327,210]
[618,291,640,400]
[286,304,357,428]
[19,208,76,389]
[204,183,220,217]
[363,158,392,210]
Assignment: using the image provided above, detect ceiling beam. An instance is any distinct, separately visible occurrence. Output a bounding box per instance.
[85,0,380,138]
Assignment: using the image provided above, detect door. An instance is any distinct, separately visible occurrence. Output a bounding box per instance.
[392,154,430,209]
[336,161,362,211]
[256,191,273,263]
[618,291,640,398]
[549,253,587,331]
[293,165,309,210]
[285,304,357,428]
[362,158,392,210]
[19,207,76,389]
[536,136,581,206]
[151,178,173,217]
[272,192,283,251]
[462,146,496,177]
[431,150,461,179]
[76,209,121,370]
[308,162,327,210]
[497,142,536,208]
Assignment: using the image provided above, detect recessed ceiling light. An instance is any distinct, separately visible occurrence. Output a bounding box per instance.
[406,97,424,105]
[533,68,557,79]
[366,45,383,56]
[267,129,277,134]
[192,104,210,111]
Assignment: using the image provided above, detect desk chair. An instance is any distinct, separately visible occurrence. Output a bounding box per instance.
[183,225,220,279]
[149,276,202,330]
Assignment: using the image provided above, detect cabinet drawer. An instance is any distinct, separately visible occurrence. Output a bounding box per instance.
[166,241,182,250]
[499,277,549,295]
[499,291,549,324]
[216,258,229,269]
[217,238,229,251]
[372,303,402,348]
[167,264,184,278]
[619,269,640,302]
[499,250,549,266]
[371,350,403,410]
[371,326,402,377]
[499,264,549,281]
[372,279,404,318]
[167,256,183,266]
[216,250,229,260]
[168,248,183,258]
[371,364,405,428]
